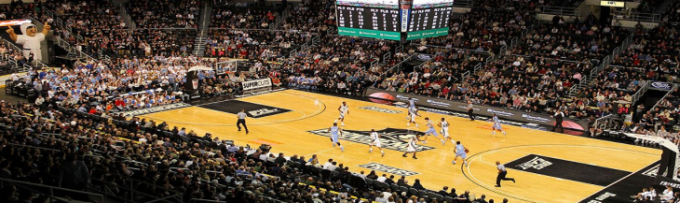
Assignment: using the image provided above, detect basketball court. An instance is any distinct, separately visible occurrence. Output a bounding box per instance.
[138,90,661,202]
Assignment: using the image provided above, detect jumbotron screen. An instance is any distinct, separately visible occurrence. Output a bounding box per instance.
[336,0,401,40]
[411,0,454,9]
[408,0,453,32]
[336,0,399,9]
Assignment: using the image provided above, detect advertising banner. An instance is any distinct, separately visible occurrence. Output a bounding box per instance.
[242,78,273,90]
[337,27,401,40]
[365,88,588,131]
[406,27,449,40]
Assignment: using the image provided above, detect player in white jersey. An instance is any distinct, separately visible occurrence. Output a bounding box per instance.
[490,113,507,136]
[368,129,385,157]
[408,97,416,109]
[402,134,424,159]
[328,122,345,152]
[438,118,455,145]
[406,106,421,127]
[452,141,468,166]
[338,101,349,126]
[424,117,444,144]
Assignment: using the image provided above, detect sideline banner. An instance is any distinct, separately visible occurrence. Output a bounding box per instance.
[365,88,588,131]
[242,78,272,90]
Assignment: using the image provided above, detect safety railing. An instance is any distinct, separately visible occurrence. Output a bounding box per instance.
[379,54,414,77]
[0,178,107,203]
[630,80,650,105]
[461,70,470,82]
[89,176,183,203]
[118,4,136,29]
[539,6,579,16]
[593,113,616,130]
[453,0,474,8]
[615,11,661,23]
[651,83,679,111]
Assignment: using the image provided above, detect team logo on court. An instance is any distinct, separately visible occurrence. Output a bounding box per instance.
[307,128,435,152]
[359,163,420,176]
[358,106,402,114]
[515,156,553,170]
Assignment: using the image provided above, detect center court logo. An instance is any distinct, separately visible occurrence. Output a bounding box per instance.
[516,156,553,170]
[358,106,402,114]
[359,163,420,176]
[307,128,435,152]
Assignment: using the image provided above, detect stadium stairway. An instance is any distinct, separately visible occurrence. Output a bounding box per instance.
[193,1,212,57]
[632,88,668,122]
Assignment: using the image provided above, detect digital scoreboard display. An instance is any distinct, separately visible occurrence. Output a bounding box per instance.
[407,7,452,32]
[336,6,400,32]
[335,0,452,40]
[408,0,453,32]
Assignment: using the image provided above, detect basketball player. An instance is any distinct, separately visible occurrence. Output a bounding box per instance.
[368,129,385,157]
[452,141,468,166]
[424,117,444,144]
[402,134,424,159]
[408,97,416,109]
[439,118,455,145]
[491,113,507,136]
[406,105,421,127]
[328,122,345,152]
[338,101,349,126]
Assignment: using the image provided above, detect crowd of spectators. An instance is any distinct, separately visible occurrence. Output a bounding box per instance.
[418,0,536,54]
[126,0,200,28]
[514,15,630,61]
[211,0,278,30]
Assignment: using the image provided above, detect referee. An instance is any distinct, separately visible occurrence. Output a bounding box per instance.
[552,110,565,133]
[467,100,475,121]
[237,109,249,134]
[495,161,515,187]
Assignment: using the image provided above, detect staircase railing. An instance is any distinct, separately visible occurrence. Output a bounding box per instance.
[651,83,679,111]
[627,80,649,106]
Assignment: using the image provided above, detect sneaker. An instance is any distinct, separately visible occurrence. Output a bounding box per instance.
[341,123,345,126]
[441,140,445,145]
[407,123,410,126]
[381,152,385,157]
[452,161,456,165]
[495,185,501,187]
[415,124,419,128]
[402,154,407,157]
[503,132,507,136]
[412,156,417,159]
[512,178,516,183]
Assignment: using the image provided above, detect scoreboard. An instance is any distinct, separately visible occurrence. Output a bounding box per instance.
[335,0,453,41]
[407,7,452,32]
[336,6,399,32]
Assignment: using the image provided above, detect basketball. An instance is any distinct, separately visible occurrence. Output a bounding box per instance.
[465,149,469,153]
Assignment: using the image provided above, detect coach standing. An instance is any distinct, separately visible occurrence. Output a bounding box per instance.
[467,100,475,121]
[237,109,249,134]
[495,161,515,187]
[552,110,564,133]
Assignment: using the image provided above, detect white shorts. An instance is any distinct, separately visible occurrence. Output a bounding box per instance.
[441,128,449,138]
[407,145,416,153]
[339,113,345,119]
[371,140,382,148]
